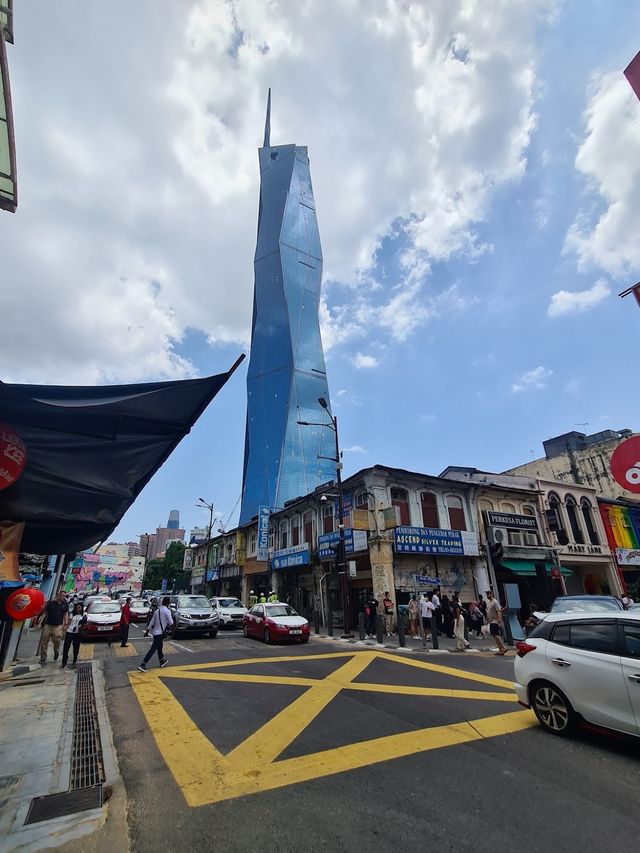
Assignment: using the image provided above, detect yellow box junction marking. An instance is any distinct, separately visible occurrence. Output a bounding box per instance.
[129,650,536,807]
[114,644,137,657]
[78,643,94,660]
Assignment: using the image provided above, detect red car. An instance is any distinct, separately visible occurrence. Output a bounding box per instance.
[243,603,310,644]
[80,600,122,640]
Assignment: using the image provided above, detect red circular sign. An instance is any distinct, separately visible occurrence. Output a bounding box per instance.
[610,435,640,494]
[5,587,46,621]
[551,567,561,580]
[0,422,27,490]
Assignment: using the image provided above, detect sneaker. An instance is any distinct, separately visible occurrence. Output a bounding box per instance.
[160,658,169,668]
[137,664,147,672]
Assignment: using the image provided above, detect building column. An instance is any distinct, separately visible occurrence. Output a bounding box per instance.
[369,537,396,629]
[605,557,624,597]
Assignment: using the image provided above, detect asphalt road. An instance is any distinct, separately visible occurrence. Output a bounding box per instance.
[104,629,640,853]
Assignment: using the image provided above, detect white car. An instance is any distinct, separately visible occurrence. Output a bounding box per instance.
[514,611,640,738]
[209,596,248,629]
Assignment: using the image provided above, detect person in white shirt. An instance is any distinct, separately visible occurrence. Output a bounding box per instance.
[419,594,435,640]
[431,591,442,635]
[622,594,634,609]
[61,603,87,669]
[138,597,174,672]
[452,605,470,652]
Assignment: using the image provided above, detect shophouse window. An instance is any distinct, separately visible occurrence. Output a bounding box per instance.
[279,520,289,549]
[446,495,467,531]
[355,491,370,509]
[421,492,439,528]
[269,527,275,550]
[522,506,539,545]
[581,499,600,546]
[548,493,568,545]
[303,511,314,546]
[249,532,257,555]
[390,488,410,525]
[502,502,516,513]
[565,496,584,544]
[323,503,335,534]
[291,515,300,546]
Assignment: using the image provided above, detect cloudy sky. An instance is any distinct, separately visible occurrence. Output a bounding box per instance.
[2,0,639,542]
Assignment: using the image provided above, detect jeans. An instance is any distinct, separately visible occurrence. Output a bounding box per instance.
[143,634,165,665]
[61,632,80,666]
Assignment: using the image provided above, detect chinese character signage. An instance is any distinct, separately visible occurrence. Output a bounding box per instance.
[393,526,478,556]
[257,506,270,561]
[318,528,368,559]
[271,544,310,570]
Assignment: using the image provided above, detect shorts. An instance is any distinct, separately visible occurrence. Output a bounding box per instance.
[490,622,501,636]
[421,616,431,629]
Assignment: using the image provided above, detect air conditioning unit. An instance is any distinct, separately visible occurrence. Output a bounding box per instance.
[487,526,508,545]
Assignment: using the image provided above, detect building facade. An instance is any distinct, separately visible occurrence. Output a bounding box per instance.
[67,543,146,594]
[239,92,335,525]
[598,497,640,597]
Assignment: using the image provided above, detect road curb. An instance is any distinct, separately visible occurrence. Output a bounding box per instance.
[312,635,497,654]
[0,662,42,682]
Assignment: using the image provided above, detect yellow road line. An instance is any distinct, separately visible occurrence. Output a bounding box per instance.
[113,644,137,657]
[78,643,94,660]
[160,671,318,688]
[158,650,359,673]
[377,651,515,690]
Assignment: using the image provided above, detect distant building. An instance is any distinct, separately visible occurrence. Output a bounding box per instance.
[139,511,185,560]
[167,510,180,530]
[68,543,146,593]
[505,428,636,499]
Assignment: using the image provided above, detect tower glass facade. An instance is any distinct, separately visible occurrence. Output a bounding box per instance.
[240,95,334,525]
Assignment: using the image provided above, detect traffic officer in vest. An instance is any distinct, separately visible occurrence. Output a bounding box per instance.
[268,590,278,603]
[258,591,267,603]
[248,590,258,608]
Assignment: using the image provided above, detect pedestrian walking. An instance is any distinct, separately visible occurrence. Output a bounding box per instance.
[452,604,470,652]
[431,589,442,634]
[137,596,173,672]
[419,593,435,641]
[486,590,507,655]
[39,591,69,665]
[61,603,86,668]
[408,596,420,638]
[259,591,267,603]
[441,594,454,638]
[382,590,394,636]
[468,600,484,637]
[120,596,132,647]
[365,594,378,637]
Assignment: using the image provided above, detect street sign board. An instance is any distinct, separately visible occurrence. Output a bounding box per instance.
[271,544,310,570]
[257,506,271,561]
[318,528,367,559]
[415,574,440,586]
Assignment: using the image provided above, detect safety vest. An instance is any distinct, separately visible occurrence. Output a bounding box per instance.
[268,593,278,603]
[248,595,258,608]
[259,595,266,603]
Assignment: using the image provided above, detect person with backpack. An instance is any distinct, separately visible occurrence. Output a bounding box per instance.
[364,594,378,638]
[137,596,173,672]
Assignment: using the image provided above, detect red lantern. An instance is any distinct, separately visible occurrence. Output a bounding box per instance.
[5,587,45,621]
[0,422,27,490]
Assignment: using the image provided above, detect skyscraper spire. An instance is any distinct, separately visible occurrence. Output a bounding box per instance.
[263,88,271,148]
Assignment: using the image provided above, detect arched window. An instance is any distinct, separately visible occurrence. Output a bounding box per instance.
[291,515,300,547]
[279,520,289,549]
[479,499,494,516]
[521,505,539,545]
[391,487,410,525]
[303,511,314,547]
[565,496,584,544]
[501,502,516,514]
[322,502,334,534]
[581,498,600,546]
[420,492,439,528]
[355,491,370,509]
[446,495,467,531]
[548,492,568,545]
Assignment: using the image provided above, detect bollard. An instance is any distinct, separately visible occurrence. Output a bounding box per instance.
[430,613,439,650]
[376,614,384,645]
[327,608,334,637]
[358,611,365,640]
[314,610,320,634]
[397,610,405,647]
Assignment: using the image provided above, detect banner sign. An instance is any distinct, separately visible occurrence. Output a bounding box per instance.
[610,435,640,495]
[272,544,310,570]
[206,568,219,581]
[257,505,270,561]
[486,511,538,530]
[616,548,640,566]
[318,528,368,559]
[394,526,468,556]
[415,574,440,586]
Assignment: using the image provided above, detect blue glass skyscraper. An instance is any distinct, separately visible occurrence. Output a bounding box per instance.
[239,92,335,525]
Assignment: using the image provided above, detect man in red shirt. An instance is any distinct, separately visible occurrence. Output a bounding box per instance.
[120,597,132,647]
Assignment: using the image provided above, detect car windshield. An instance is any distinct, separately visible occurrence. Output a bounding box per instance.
[177,596,210,608]
[217,598,243,608]
[89,602,120,613]
[552,598,620,613]
[131,599,148,606]
[265,605,298,617]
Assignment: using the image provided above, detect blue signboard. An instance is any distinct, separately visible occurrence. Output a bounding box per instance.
[318,528,368,559]
[206,569,219,582]
[394,526,464,555]
[415,574,440,586]
[257,505,270,561]
[161,577,168,591]
[335,491,353,517]
[271,545,310,570]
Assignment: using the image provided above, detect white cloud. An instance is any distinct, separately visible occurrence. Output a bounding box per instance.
[547,279,610,317]
[352,352,379,369]
[1,1,553,383]
[343,445,367,454]
[565,72,640,278]
[511,366,553,393]
[420,414,437,422]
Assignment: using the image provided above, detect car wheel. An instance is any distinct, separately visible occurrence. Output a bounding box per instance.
[531,681,576,736]
[242,623,249,638]
[263,628,271,644]
[300,637,309,644]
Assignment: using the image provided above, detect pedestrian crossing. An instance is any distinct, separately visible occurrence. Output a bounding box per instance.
[75,639,182,661]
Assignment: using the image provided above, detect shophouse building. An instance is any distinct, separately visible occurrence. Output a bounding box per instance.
[598,497,640,596]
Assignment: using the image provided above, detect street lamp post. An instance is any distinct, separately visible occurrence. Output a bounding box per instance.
[298,397,353,637]
[196,498,216,593]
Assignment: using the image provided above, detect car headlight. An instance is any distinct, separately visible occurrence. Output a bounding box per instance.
[274,622,288,628]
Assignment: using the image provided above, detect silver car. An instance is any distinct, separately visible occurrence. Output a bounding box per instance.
[168,594,219,638]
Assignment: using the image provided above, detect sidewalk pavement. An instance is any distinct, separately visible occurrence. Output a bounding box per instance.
[0,625,127,852]
[0,623,45,682]
[314,629,515,655]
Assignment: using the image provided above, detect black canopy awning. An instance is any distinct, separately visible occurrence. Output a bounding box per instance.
[0,355,244,553]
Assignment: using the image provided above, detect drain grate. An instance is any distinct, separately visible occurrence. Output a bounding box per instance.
[24,786,103,824]
[70,663,104,790]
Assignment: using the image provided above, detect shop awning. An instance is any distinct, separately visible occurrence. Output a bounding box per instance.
[500,560,573,577]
